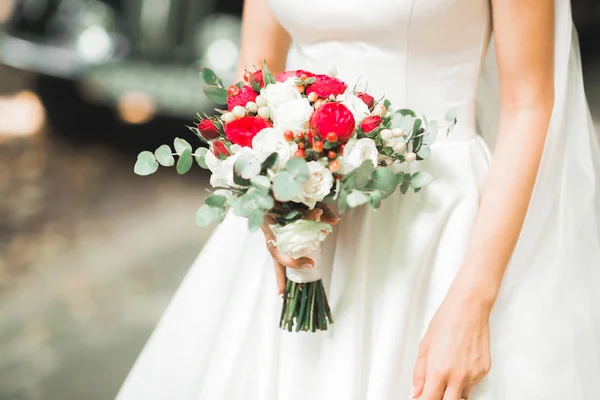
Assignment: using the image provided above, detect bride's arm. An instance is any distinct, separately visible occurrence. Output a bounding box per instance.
[412,1,555,399]
[236,0,291,79]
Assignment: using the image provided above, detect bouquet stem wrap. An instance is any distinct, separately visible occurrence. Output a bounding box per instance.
[279,248,333,332]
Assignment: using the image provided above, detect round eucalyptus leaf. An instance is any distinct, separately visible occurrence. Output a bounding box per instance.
[205,194,227,208]
[369,190,383,209]
[248,210,265,232]
[234,154,261,179]
[176,149,194,174]
[134,151,159,176]
[410,171,433,189]
[366,168,397,197]
[155,145,175,167]
[417,144,431,159]
[355,160,374,189]
[251,175,271,191]
[346,190,370,208]
[196,205,216,227]
[260,152,279,170]
[195,147,209,169]
[285,157,310,182]
[273,171,302,202]
[174,137,192,154]
[203,86,228,104]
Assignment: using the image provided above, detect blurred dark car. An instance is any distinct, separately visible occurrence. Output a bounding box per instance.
[0,0,242,150]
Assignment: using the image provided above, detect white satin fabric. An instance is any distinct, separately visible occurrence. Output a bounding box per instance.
[117,1,600,399]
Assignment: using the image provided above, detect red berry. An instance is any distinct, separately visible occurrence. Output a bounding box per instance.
[294,131,304,140]
[328,150,337,159]
[326,132,338,142]
[298,142,306,150]
[329,160,341,172]
[294,149,306,158]
[227,85,239,97]
[300,73,308,81]
[243,72,251,83]
[312,140,324,152]
[283,130,294,141]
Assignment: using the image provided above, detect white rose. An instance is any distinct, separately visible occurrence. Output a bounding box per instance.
[252,127,298,170]
[342,138,379,171]
[272,98,314,132]
[270,219,332,259]
[293,161,334,209]
[205,147,254,188]
[337,93,370,124]
[260,79,301,114]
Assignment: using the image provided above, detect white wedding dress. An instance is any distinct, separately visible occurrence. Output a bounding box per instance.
[117,0,600,399]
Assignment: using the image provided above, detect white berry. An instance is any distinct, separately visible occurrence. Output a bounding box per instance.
[393,141,407,154]
[381,129,393,140]
[255,95,267,107]
[246,101,258,113]
[221,112,235,123]
[258,106,270,119]
[392,128,405,138]
[405,152,417,163]
[232,105,246,118]
[328,66,338,77]
[307,92,318,103]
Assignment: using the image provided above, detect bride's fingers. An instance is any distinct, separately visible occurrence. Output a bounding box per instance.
[304,208,323,222]
[441,385,463,400]
[319,204,341,225]
[273,260,286,295]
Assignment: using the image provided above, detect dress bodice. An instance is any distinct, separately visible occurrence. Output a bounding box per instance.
[267,0,492,142]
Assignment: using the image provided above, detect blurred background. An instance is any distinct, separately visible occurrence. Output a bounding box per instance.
[0,1,598,399]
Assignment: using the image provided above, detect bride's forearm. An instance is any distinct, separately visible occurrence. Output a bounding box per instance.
[450,101,554,310]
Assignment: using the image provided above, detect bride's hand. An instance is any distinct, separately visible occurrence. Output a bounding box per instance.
[262,204,340,295]
[411,290,492,400]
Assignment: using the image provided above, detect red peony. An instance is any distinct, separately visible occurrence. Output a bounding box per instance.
[310,102,356,143]
[198,119,221,140]
[356,92,375,109]
[360,115,382,133]
[212,140,231,157]
[275,69,316,82]
[227,86,258,111]
[305,75,348,99]
[224,116,272,147]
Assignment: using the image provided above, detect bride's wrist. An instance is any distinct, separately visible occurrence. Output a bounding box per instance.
[448,274,499,315]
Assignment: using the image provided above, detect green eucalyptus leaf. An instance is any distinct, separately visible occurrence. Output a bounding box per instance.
[412,135,423,153]
[410,172,433,189]
[273,171,302,202]
[397,109,416,117]
[200,68,218,85]
[355,160,374,189]
[203,85,228,104]
[155,145,174,167]
[205,194,227,208]
[401,115,414,134]
[285,156,310,182]
[338,189,349,214]
[370,190,383,209]
[261,152,279,170]
[366,168,397,197]
[445,108,457,124]
[383,99,392,109]
[134,151,159,176]
[196,205,217,227]
[250,175,271,191]
[346,190,370,208]
[177,149,194,174]
[195,147,209,169]
[234,154,261,179]
[417,144,431,159]
[174,137,192,154]
[397,173,404,186]
[400,180,411,195]
[413,119,422,134]
[235,81,245,89]
[248,210,265,232]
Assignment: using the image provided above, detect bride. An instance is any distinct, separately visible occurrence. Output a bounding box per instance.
[117,0,600,399]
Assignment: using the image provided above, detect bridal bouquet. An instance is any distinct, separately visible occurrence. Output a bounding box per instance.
[134,63,456,332]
